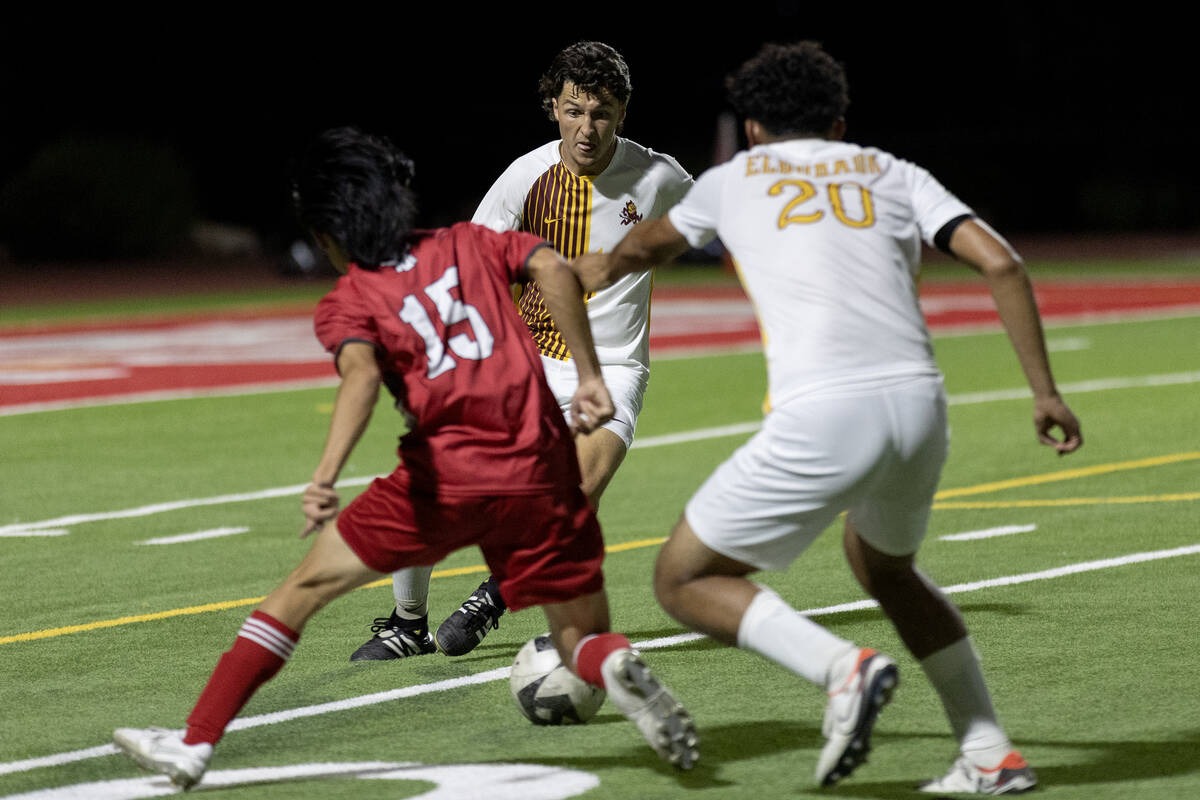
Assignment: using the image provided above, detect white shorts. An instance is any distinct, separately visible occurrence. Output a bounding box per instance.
[685,375,948,570]
[539,356,648,449]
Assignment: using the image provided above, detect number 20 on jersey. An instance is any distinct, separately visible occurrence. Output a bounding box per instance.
[768,179,876,230]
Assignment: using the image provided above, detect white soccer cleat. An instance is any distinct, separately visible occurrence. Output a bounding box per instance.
[600,648,699,769]
[113,726,212,790]
[919,751,1038,794]
[815,647,899,786]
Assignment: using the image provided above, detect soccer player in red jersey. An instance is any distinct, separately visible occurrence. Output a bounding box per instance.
[112,127,697,789]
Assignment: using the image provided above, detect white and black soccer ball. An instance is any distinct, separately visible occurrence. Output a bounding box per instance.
[510,634,606,725]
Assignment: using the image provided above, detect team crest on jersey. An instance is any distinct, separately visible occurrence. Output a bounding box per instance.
[619,200,643,226]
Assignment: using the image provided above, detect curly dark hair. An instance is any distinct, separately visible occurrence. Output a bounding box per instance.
[726,41,849,138]
[291,126,418,269]
[538,41,632,119]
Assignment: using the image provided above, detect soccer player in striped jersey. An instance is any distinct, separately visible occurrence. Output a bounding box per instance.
[352,41,694,662]
[111,127,697,789]
[574,42,1080,793]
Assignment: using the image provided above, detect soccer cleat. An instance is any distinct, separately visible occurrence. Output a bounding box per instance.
[434,578,506,657]
[113,726,212,790]
[601,648,699,769]
[815,647,899,786]
[919,751,1038,794]
[350,611,436,661]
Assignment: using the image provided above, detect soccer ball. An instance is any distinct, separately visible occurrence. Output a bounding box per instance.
[510,634,606,725]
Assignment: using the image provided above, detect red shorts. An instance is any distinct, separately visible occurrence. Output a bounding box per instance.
[336,468,604,611]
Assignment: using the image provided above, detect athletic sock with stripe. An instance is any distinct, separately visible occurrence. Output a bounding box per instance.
[573,632,634,688]
[183,610,299,745]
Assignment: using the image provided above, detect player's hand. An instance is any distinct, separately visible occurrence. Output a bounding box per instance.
[1034,394,1082,455]
[300,481,340,537]
[571,253,616,292]
[569,377,615,435]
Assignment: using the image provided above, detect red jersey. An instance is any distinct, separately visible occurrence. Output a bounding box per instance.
[314,222,581,496]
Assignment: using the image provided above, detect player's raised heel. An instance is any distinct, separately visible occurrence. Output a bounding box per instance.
[601,648,699,770]
[113,726,212,790]
[816,648,899,786]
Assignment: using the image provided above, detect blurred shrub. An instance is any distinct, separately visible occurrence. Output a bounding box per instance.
[0,136,195,260]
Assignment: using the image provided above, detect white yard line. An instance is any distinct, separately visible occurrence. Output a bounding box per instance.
[136,527,250,545]
[631,422,762,449]
[1046,336,1091,352]
[939,524,1038,542]
[0,484,331,536]
[3,368,1199,538]
[3,542,1197,778]
[945,370,1200,405]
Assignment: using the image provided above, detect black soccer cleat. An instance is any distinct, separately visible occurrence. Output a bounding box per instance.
[350,610,436,661]
[435,577,506,656]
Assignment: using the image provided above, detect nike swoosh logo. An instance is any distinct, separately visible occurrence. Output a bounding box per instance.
[544,217,564,225]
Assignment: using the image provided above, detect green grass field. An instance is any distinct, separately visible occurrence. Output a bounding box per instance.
[2,259,1199,799]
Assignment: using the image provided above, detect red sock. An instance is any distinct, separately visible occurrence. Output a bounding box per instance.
[573,632,632,689]
[183,611,299,745]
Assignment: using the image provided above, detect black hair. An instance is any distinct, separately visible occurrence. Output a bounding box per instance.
[291,126,417,269]
[538,41,632,119]
[726,41,849,138]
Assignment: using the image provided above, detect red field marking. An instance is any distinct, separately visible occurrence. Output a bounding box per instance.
[917,280,1200,328]
[0,302,318,339]
[3,280,1199,412]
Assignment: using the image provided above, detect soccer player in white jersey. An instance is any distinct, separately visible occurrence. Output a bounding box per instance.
[574,42,1082,793]
[351,41,693,661]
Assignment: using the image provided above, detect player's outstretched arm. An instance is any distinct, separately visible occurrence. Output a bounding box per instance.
[949,219,1082,454]
[525,246,614,434]
[573,216,692,292]
[302,342,383,535]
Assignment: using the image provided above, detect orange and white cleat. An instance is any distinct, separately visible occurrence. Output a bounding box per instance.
[919,750,1038,794]
[815,647,899,786]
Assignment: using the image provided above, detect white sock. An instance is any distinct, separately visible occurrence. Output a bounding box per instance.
[736,585,857,687]
[391,566,433,620]
[920,637,1013,766]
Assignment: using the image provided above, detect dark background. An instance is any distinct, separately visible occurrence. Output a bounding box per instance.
[0,9,1193,264]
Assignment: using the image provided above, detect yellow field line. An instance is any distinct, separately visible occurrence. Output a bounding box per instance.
[1,540,671,646]
[934,451,1200,499]
[0,598,271,644]
[5,454,1196,647]
[935,493,1200,509]
[604,537,669,553]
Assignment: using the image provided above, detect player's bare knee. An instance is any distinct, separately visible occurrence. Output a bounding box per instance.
[652,517,707,616]
[652,552,684,614]
[655,549,700,622]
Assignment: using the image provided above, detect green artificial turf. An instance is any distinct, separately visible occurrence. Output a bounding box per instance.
[2,264,1199,799]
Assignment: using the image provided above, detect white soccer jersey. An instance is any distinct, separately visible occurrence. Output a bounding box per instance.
[668,138,972,408]
[474,137,692,372]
